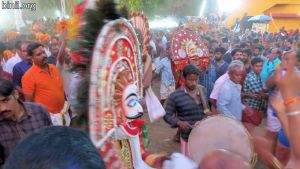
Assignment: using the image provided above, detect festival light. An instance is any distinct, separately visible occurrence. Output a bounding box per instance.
[218,0,242,13]
[0,8,14,30]
[56,10,61,18]
[199,0,207,17]
[149,18,178,29]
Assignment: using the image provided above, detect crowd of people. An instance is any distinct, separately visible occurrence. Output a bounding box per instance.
[1,4,300,168]
[0,28,88,166]
[151,26,300,168]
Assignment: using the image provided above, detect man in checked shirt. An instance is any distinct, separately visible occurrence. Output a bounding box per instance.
[243,57,268,112]
[0,78,52,165]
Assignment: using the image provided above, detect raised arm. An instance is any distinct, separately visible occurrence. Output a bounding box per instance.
[56,30,67,69]
[274,54,300,168]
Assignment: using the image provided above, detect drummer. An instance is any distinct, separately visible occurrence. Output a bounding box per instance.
[164,64,207,156]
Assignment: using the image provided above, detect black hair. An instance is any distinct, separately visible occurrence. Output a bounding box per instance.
[215,47,226,55]
[204,36,211,43]
[0,78,15,97]
[156,45,164,57]
[253,38,259,44]
[251,57,263,66]
[3,126,106,169]
[182,64,200,77]
[274,48,282,55]
[27,43,42,56]
[222,37,228,43]
[14,41,22,50]
[231,48,242,57]
[286,38,293,44]
[297,50,300,62]
[211,39,218,44]
[71,76,90,129]
[242,48,252,57]
[240,42,248,48]
[0,42,6,55]
[254,45,263,52]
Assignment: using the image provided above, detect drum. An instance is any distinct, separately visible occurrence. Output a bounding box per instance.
[188,116,256,166]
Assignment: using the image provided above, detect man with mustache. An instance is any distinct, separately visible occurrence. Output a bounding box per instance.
[164,64,207,156]
[22,43,66,125]
[217,60,250,120]
[0,78,52,165]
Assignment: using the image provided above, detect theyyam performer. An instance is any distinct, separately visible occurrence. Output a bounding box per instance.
[70,0,253,169]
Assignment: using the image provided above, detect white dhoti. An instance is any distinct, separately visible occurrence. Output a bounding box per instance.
[266,106,281,132]
[49,102,71,126]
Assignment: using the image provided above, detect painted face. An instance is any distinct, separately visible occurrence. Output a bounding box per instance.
[186,40,197,57]
[122,84,143,119]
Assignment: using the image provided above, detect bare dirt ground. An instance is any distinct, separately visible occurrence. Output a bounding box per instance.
[143,77,268,169]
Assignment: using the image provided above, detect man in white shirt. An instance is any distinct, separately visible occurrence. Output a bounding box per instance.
[210,49,244,114]
[3,41,28,74]
[161,34,168,50]
[150,39,157,58]
[217,60,246,120]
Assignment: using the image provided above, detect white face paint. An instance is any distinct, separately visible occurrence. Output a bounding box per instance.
[122,84,143,119]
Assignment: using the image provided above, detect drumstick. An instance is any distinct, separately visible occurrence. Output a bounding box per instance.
[198,85,210,114]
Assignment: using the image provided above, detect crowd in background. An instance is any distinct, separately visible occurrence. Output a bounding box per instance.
[151,24,300,168]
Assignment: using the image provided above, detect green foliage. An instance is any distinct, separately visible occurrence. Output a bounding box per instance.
[118,0,165,17]
[118,0,201,18]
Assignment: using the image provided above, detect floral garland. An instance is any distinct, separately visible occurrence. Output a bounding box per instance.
[3,50,15,61]
[34,32,51,44]
[6,31,18,41]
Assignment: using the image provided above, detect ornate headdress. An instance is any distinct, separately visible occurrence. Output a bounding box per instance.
[170,28,210,86]
[74,1,165,169]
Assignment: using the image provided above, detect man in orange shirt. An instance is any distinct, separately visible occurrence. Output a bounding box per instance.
[22,43,69,126]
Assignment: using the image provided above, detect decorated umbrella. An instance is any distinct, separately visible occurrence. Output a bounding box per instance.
[170,28,209,87]
[248,15,271,22]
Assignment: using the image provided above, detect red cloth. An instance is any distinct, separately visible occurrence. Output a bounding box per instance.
[70,52,88,65]
[176,76,185,89]
[242,107,263,126]
[0,71,12,81]
[72,1,88,15]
